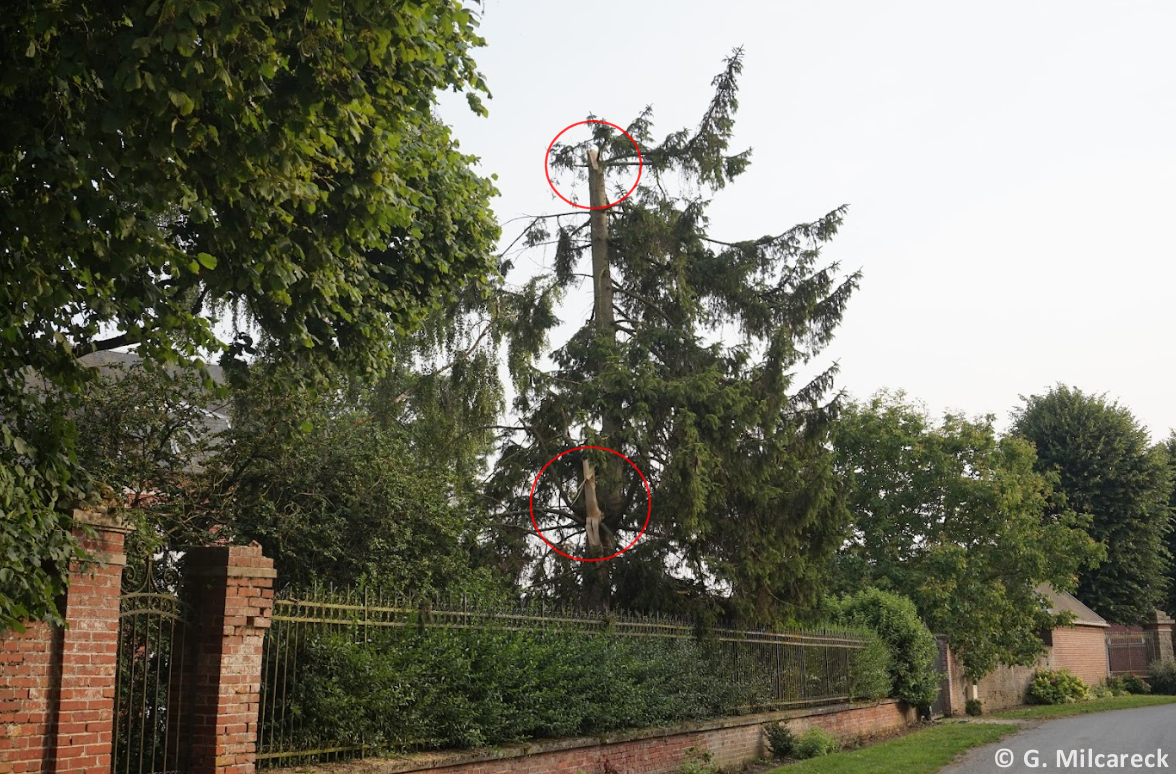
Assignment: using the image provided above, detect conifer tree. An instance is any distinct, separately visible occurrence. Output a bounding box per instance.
[485,51,860,623]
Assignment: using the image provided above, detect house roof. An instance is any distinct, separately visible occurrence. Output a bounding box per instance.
[1036,583,1109,628]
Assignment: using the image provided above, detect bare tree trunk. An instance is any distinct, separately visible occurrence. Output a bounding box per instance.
[580,148,623,611]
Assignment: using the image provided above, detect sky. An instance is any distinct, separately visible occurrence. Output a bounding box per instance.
[437,0,1176,440]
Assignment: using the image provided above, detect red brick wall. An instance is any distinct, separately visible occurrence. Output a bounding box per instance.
[943,623,1111,714]
[1051,625,1109,687]
[0,510,127,774]
[0,619,58,773]
[186,543,275,774]
[276,701,915,774]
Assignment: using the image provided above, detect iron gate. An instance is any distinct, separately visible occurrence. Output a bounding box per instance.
[113,559,194,774]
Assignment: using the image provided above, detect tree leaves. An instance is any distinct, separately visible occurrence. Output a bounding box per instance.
[834,392,1105,678]
[0,0,498,630]
[1013,385,1173,624]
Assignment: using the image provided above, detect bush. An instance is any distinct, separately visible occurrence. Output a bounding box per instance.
[794,727,841,759]
[677,747,719,774]
[832,589,940,707]
[849,636,894,701]
[763,722,795,759]
[1027,668,1088,704]
[965,698,983,716]
[271,623,770,754]
[1146,661,1176,695]
[1103,677,1129,696]
[1122,674,1151,695]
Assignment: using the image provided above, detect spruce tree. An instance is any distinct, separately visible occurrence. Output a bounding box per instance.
[485,51,860,624]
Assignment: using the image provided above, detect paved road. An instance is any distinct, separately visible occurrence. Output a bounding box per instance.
[942,705,1176,773]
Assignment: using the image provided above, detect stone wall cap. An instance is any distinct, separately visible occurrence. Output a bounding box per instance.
[72,508,133,533]
[1147,609,1174,626]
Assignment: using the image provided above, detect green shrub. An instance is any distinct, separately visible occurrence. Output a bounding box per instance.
[1146,661,1176,695]
[677,747,719,774]
[832,589,940,707]
[1027,668,1088,704]
[269,623,770,755]
[1122,674,1151,695]
[763,722,795,759]
[964,698,983,716]
[1103,676,1129,696]
[849,636,894,701]
[1089,683,1112,699]
[794,727,841,759]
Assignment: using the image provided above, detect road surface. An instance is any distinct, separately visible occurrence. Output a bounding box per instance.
[942,704,1176,773]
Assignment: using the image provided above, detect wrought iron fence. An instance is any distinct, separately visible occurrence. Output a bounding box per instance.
[1107,626,1162,676]
[256,588,870,767]
[113,559,194,774]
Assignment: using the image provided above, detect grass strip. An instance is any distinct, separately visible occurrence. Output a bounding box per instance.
[990,694,1176,720]
[766,722,1017,773]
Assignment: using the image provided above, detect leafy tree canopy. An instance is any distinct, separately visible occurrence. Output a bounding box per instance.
[1013,386,1173,623]
[208,364,504,596]
[0,0,499,628]
[1162,431,1176,617]
[833,392,1104,679]
[484,51,860,625]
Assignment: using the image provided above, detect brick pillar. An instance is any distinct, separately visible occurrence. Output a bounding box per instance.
[0,508,128,774]
[185,543,275,774]
[1144,610,1175,663]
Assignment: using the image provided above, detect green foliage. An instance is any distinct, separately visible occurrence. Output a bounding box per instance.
[676,747,719,774]
[0,389,83,631]
[965,699,983,716]
[1103,676,1130,696]
[0,0,498,630]
[1121,674,1151,695]
[1146,660,1176,695]
[1027,668,1088,704]
[848,636,894,702]
[793,727,841,759]
[1089,683,1113,699]
[489,50,860,623]
[1160,432,1176,617]
[1013,386,1173,624]
[210,366,501,595]
[763,723,796,759]
[272,625,767,754]
[71,360,225,569]
[831,589,939,707]
[834,392,1104,678]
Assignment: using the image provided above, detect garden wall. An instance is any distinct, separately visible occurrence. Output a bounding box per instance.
[271,700,914,774]
[940,623,1113,714]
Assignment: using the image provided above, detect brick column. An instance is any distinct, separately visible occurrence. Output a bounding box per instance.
[185,543,275,774]
[1144,610,1174,663]
[0,508,128,774]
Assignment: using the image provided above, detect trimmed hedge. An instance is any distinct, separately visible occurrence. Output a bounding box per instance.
[270,625,770,752]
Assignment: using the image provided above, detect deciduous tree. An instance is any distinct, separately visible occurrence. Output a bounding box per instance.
[1013,386,1172,624]
[834,392,1103,678]
[0,0,498,628]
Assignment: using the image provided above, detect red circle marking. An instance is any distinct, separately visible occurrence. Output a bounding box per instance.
[529,446,651,562]
[545,120,643,210]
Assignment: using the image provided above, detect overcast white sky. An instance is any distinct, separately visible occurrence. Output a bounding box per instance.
[438,0,1176,440]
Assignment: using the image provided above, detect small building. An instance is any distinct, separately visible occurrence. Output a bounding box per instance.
[938,584,1109,714]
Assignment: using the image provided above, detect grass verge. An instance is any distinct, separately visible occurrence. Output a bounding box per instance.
[765,722,1018,773]
[990,694,1176,720]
